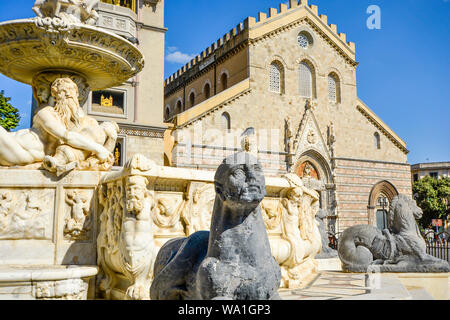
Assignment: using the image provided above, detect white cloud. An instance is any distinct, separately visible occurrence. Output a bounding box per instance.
[166,51,195,64]
[167,46,178,53]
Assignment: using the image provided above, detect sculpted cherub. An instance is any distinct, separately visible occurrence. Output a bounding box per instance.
[281,187,305,267]
[65,190,90,238]
[33,0,100,25]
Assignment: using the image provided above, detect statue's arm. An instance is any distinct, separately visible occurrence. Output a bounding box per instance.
[36,111,109,160]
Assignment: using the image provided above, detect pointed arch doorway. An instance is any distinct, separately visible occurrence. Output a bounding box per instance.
[293,150,336,232]
[368,181,399,228]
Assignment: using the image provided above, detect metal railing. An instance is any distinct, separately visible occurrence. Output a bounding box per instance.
[425,232,450,263]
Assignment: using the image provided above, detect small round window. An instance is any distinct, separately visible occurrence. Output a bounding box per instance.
[298,31,313,49]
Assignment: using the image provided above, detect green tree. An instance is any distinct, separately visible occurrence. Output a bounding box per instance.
[0,90,20,131]
[413,176,450,229]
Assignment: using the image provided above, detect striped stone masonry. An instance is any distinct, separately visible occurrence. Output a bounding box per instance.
[333,158,412,231]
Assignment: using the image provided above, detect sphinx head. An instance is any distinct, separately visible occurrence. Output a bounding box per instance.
[214,152,266,210]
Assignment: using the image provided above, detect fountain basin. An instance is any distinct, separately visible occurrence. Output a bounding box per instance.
[0,265,98,300]
[0,18,144,91]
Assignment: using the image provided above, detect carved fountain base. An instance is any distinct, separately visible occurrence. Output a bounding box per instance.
[0,265,98,300]
[0,169,105,300]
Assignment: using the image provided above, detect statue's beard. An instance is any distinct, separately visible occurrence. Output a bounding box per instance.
[54,95,80,129]
[127,197,144,213]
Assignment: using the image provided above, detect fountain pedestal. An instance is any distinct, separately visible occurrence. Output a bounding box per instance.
[0,169,105,300]
[0,1,145,300]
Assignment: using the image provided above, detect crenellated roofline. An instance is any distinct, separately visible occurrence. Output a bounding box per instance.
[164,0,357,91]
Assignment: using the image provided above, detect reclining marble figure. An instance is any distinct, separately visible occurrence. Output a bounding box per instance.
[338,194,450,273]
[150,152,282,300]
[0,77,118,175]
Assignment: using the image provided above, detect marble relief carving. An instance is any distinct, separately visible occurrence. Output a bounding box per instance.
[35,279,89,300]
[97,155,158,300]
[64,190,92,241]
[182,184,215,236]
[0,189,54,240]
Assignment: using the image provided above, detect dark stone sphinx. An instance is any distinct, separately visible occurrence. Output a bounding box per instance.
[338,195,450,273]
[315,209,338,259]
[150,152,282,300]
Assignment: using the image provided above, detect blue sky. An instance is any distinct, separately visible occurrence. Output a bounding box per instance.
[0,0,449,165]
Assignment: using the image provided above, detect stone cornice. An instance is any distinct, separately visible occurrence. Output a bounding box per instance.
[174,79,252,129]
[334,157,411,167]
[117,123,166,138]
[411,162,450,171]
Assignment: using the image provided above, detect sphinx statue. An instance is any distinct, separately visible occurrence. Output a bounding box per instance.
[338,195,450,273]
[150,152,282,300]
[0,77,118,176]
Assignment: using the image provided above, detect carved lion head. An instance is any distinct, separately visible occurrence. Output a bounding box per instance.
[388,194,423,233]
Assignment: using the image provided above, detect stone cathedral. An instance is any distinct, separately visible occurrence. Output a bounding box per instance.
[30,0,412,234]
[2,0,435,301]
[162,0,412,234]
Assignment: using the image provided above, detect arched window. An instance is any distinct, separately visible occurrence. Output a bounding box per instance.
[269,62,284,93]
[165,106,170,119]
[374,132,381,149]
[297,31,313,49]
[328,73,340,103]
[204,82,211,100]
[221,112,231,130]
[176,100,183,114]
[189,92,195,108]
[299,61,313,98]
[220,73,228,91]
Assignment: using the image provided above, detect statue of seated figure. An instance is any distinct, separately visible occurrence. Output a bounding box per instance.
[0,77,118,176]
[150,152,282,300]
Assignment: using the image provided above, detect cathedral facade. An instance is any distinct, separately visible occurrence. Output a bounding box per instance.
[163,0,412,233]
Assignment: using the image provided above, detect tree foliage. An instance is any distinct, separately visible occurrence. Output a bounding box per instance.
[0,90,20,131]
[413,176,450,229]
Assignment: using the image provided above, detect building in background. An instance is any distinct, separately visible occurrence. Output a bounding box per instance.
[163,0,412,233]
[31,0,167,166]
[411,162,450,183]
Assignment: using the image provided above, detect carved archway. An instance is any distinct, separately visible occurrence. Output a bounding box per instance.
[293,149,332,184]
[293,149,336,232]
[368,180,399,226]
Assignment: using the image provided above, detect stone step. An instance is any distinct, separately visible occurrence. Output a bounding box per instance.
[407,288,434,300]
[338,273,412,300]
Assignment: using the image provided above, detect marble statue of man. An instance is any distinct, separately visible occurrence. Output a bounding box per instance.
[0,78,113,173]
